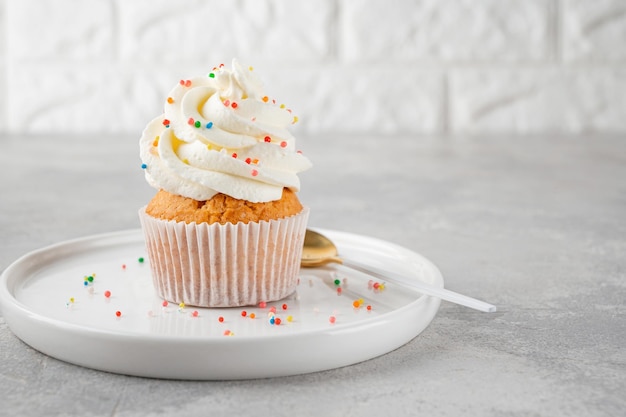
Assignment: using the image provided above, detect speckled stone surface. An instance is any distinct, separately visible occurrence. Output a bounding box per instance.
[1,134,624,417]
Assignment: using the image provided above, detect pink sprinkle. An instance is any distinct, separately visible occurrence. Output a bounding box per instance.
[162,300,169,307]
[104,290,111,298]
[191,310,199,317]
[259,301,267,308]
[280,141,287,148]
[251,169,258,177]
[223,100,230,107]
[269,306,277,313]
[184,80,191,87]
[121,264,126,270]
[337,287,342,295]
[188,117,195,125]
[329,315,336,324]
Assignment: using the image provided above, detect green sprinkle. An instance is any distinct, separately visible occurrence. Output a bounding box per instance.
[208,73,215,78]
[138,257,144,263]
[87,276,94,282]
[334,279,341,286]
[194,121,201,128]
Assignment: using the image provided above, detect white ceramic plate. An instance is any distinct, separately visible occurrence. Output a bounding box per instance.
[0,228,442,380]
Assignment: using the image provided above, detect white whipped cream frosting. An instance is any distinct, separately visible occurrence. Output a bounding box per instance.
[140,59,311,203]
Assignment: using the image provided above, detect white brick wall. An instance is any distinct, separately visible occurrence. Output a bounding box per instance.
[0,0,624,137]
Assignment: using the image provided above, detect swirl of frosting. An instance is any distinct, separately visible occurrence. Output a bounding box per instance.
[140,59,311,203]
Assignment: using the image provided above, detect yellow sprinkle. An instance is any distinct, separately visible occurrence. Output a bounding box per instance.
[249,66,254,71]
[287,315,293,322]
[182,158,189,165]
[69,297,75,303]
[280,104,286,109]
[179,302,185,309]
[292,116,299,124]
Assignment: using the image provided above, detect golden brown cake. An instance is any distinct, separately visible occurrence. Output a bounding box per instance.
[146,188,303,225]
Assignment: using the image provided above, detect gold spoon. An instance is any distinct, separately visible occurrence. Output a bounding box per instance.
[301,229,496,313]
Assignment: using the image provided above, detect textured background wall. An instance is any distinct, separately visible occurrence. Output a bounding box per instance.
[0,0,624,137]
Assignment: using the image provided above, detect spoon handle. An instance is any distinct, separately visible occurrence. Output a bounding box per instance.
[339,260,496,313]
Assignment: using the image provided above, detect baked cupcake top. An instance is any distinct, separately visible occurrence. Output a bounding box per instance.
[139,59,312,203]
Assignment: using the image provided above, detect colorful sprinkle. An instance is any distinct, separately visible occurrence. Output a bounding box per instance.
[208,73,215,78]
[191,310,199,317]
[178,302,185,309]
[264,136,271,143]
[241,310,247,317]
[188,117,195,125]
[162,119,170,126]
[231,102,238,109]
[280,141,287,148]
[162,300,169,307]
[231,152,238,158]
[115,311,122,317]
[138,257,144,263]
[104,290,111,298]
[262,96,269,103]
[223,330,232,336]
[287,315,293,322]
[334,279,341,286]
[245,157,252,164]
[249,313,256,319]
[269,317,275,325]
[141,163,147,169]
[282,303,288,310]
[292,116,299,124]
[269,306,277,313]
[167,97,174,104]
[218,316,225,323]
[275,318,282,325]
[337,287,342,295]
[367,305,372,311]
[223,99,230,107]
[259,301,267,308]
[194,121,201,128]
[251,169,258,177]
[206,122,213,129]
[329,315,336,324]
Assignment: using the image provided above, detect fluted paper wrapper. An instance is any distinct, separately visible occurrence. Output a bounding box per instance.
[139,207,309,308]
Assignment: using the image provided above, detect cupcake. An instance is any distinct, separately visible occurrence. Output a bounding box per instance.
[138,59,311,307]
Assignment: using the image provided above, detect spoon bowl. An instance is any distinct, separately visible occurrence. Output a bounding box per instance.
[301,229,496,313]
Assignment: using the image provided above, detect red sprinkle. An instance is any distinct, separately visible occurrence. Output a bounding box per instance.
[188,117,195,125]
[115,311,122,317]
[245,157,252,164]
[329,315,336,324]
[192,310,199,317]
[275,318,282,325]
[231,153,238,158]
[104,290,111,298]
[218,316,225,323]
[231,102,238,109]
[280,141,287,148]
[259,301,267,308]
[162,119,170,126]
[241,310,247,317]
[282,303,288,310]
[264,136,271,142]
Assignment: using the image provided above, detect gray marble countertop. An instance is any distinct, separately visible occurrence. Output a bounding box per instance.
[1,134,624,417]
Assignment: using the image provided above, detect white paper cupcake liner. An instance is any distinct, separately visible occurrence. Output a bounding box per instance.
[138,207,309,308]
